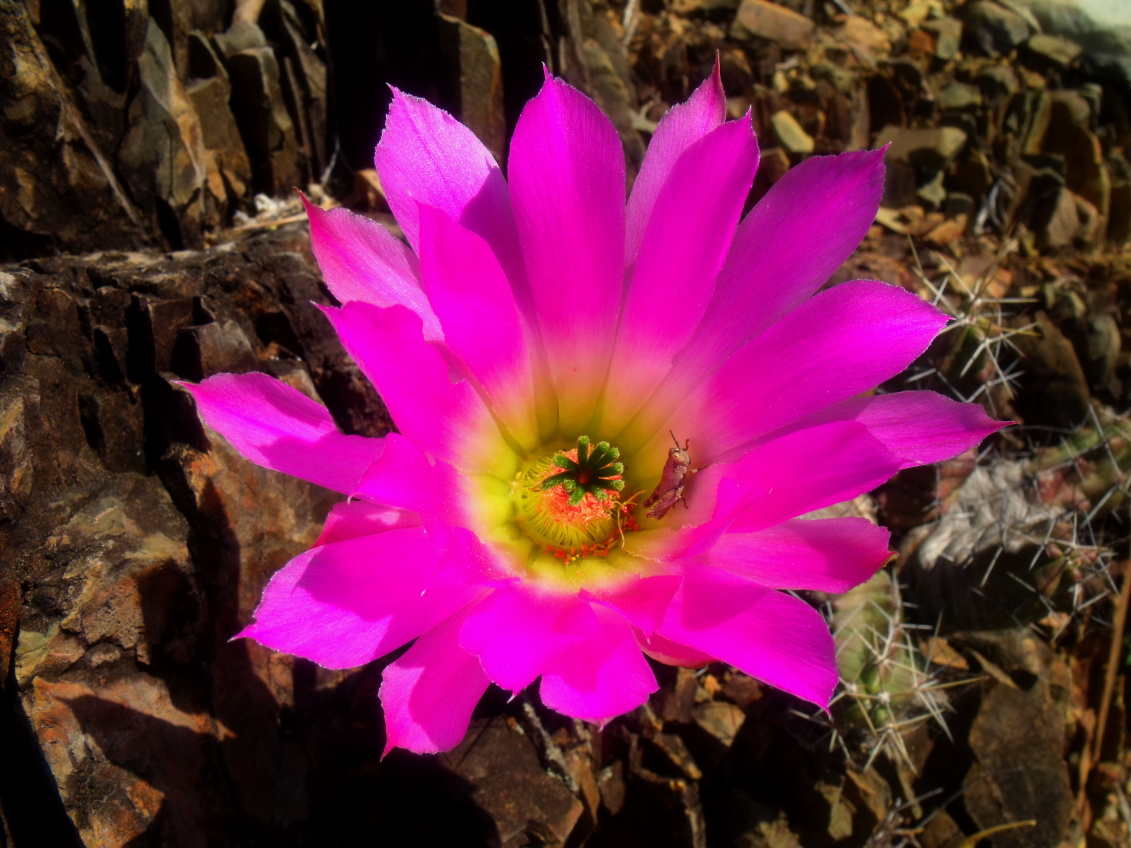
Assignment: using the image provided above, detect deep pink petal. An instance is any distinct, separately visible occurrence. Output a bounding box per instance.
[351,432,466,530]
[674,422,901,548]
[303,197,440,339]
[622,150,888,440]
[657,573,838,708]
[183,372,383,494]
[724,421,901,530]
[507,75,625,433]
[316,500,419,546]
[683,148,887,375]
[792,391,1008,469]
[540,608,658,723]
[679,281,948,463]
[635,630,715,668]
[375,89,520,273]
[601,115,760,434]
[239,527,446,669]
[380,611,491,755]
[322,302,512,474]
[416,204,538,446]
[707,517,891,593]
[458,586,598,693]
[583,574,683,632]
[625,59,725,265]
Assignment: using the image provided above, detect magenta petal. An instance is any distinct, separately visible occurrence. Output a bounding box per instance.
[507,76,625,432]
[540,609,658,723]
[183,372,383,494]
[416,204,537,444]
[680,422,901,547]
[684,149,888,376]
[316,501,420,546]
[303,197,440,339]
[658,573,838,708]
[458,586,594,693]
[635,630,715,668]
[351,432,465,529]
[375,88,520,272]
[603,115,760,432]
[323,302,510,473]
[380,611,490,755]
[687,281,948,461]
[708,518,891,593]
[583,574,683,632]
[726,422,901,530]
[625,59,725,264]
[239,528,445,669]
[622,150,889,444]
[797,391,1008,469]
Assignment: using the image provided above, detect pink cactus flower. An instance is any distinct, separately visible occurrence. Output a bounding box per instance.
[185,66,1003,754]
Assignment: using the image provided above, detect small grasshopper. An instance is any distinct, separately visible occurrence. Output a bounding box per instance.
[643,431,692,520]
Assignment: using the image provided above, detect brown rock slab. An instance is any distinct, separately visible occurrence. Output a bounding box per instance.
[119,21,211,250]
[962,0,1034,56]
[444,717,583,846]
[691,700,746,748]
[731,0,816,51]
[1042,93,1111,227]
[226,46,302,196]
[922,16,964,61]
[770,109,815,154]
[186,34,253,210]
[0,0,146,257]
[1012,311,1092,429]
[838,16,891,65]
[1036,187,1084,250]
[439,14,506,162]
[876,125,969,171]
[1109,176,1131,243]
[0,228,409,844]
[964,634,1073,848]
[1021,32,1083,71]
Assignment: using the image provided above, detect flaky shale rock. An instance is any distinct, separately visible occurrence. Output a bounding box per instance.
[0,226,535,846]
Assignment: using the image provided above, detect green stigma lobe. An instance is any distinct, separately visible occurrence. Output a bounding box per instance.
[541,435,626,503]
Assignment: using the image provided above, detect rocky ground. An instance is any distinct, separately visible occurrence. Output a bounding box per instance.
[2,1,1130,846]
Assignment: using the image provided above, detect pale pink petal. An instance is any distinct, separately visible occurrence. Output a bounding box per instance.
[793,391,1007,469]
[540,608,658,723]
[625,59,725,264]
[303,197,440,339]
[183,372,384,494]
[351,432,466,529]
[374,88,520,276]
[316,500,420,546]
[681,281,948,462]
[635,630,715,668]
[458,586,598,693]
[239,528,445,669]
[416,204,538,447]
[507,75,625,434]
[380,611,491,755]
[601,115,760,434]
[322,302,512,474]
[657,573,838,708]
[706,517,891,593]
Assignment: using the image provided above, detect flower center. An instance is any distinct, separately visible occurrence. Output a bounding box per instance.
[511,436,639,565]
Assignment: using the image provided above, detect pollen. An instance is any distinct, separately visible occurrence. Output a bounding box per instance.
[511,440,638,565]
